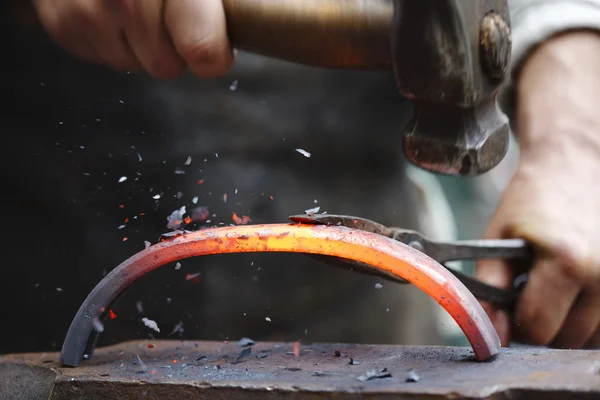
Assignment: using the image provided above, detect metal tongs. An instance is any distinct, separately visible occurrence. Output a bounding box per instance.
[289,213,534,311]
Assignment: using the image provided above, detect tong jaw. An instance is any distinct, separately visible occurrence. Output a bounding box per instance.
[289,214,430,253]
[288,214,419,284]
[289,214,427,252]
[288,214,393,235]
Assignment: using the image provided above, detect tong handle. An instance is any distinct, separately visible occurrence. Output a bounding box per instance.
[421,239,534,311]
[427,239,534,264]
[223,0,393,69]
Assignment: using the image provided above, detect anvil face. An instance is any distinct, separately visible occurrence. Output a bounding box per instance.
[1,340,600,400]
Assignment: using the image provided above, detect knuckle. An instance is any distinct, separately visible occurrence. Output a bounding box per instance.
[584,260,600,283]
[178,37,232,76]
[39,1,96,42]
[147,57,186,80]
[552,242,600,284]
[562,261,596,286]
[66,1,99,27]
[36,8,66,40]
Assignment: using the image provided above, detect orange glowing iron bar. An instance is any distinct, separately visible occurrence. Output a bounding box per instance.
[60,222,501,367]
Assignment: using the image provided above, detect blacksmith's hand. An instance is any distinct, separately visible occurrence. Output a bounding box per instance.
[32,0,233,79]
[476,31,600,349]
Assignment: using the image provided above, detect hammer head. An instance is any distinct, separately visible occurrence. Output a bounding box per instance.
[392,0,512,176]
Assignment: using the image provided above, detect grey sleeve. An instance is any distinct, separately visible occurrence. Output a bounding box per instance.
[499,0,600,130]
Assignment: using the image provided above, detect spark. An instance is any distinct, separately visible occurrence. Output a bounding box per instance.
[295,149,311,158]
[141,317,160,333]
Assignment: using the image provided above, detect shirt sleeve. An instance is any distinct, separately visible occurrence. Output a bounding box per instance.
[499,0,600,130]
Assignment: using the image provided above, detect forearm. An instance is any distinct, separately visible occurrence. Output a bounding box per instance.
[516,31,600,153]
[500,0,600,129]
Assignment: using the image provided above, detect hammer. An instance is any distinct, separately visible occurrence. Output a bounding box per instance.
[224,0,512,176]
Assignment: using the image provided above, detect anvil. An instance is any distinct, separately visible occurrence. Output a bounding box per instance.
[2,340,599,399]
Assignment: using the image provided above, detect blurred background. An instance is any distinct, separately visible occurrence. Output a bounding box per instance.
[0,2,518,354]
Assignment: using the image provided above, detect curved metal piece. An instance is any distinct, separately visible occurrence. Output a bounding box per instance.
[60,223,500,367]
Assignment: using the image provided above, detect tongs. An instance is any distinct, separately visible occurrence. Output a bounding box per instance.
[289,213,534,311]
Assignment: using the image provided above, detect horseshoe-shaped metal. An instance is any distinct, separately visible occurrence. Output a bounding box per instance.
[60,223,500,367]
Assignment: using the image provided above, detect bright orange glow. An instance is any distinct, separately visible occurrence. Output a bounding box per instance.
[293,341,300,358]
[61,223,501,367]
[121,223,500,360]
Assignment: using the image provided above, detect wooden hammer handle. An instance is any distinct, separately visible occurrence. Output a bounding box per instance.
[223,0,394,69]
[11,0,395,69]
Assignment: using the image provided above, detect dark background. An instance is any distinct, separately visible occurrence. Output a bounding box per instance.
[0,3,448,356]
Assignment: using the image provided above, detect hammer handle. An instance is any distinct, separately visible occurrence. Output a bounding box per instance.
[223,0,394,69]
[15,0,394,69]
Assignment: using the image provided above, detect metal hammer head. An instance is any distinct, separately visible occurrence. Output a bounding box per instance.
[392,0,512,176]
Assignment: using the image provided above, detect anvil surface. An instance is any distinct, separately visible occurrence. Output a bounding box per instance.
[1,340,599,400]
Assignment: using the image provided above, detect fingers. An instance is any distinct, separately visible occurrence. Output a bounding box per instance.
[34,0,234,79]
[118,1,186,78]
[34,0,142,72]
[89,23,143,73]
[477,246,599,349]
[164,0,234,78]
[512,257,581,346]
[552,286,600,349]
[33,0,103,64]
